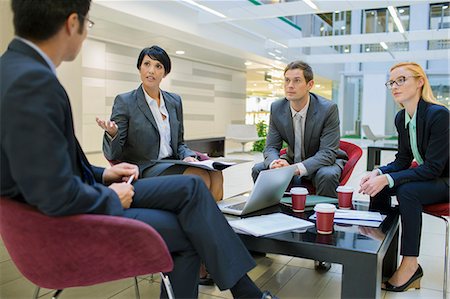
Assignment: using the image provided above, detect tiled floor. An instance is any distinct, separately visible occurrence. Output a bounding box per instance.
[1,139,448,298]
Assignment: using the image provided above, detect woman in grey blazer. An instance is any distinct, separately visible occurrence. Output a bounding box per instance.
[96,46,223,202]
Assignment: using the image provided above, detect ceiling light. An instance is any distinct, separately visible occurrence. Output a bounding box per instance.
[379,42,388,50]
[245,61,253,66]
[344,48,350,53]
[268,52,276,57]
[388,6,405,33]
[334,10,340,13]
[180,0,226,18]
[315,84,321,88]
[303,0,318,10]
[366,47,370,52]
[399,9,405,14]
[443,5,448,9]
[175,50,185,55]
[341,26,346,30]
[274,49,282,54]
[268,39,288,48]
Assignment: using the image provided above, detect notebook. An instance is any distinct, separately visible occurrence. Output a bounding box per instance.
[218,166,296,216]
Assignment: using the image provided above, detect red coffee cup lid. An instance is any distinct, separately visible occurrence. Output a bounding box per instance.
[336,186,353,193]
[314,203,336,213]
[290,187,308,195]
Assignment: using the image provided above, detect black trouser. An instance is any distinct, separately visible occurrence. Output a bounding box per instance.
[124,175,255,298]
[370,179,449,256]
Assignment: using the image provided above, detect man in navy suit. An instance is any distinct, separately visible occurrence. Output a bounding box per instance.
[0,1,276,298]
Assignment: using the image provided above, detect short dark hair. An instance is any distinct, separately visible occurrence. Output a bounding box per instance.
[11,0,91,41]
[136,46,171,75]
[284,61,314,83]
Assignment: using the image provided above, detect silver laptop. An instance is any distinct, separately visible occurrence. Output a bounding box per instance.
[218,166,296,216]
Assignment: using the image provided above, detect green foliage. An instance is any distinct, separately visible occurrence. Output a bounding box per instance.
[252,120,268,152]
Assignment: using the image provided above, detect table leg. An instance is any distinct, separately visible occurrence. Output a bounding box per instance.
[342,256,381,298]
[383,226,399,278]
[367,148,376,171]
[375,150,381,167]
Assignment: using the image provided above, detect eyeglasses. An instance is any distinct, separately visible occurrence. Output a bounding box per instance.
[79,14,95,30]
[385,75,416,89]
[85,17,95,30]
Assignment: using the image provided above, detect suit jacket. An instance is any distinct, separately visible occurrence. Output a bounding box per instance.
[0,39,123,216]
[379,99,449,186]
[263,93,347,175]
[103,86,196,171]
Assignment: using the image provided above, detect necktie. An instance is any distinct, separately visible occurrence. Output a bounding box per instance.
[294,113,303,163]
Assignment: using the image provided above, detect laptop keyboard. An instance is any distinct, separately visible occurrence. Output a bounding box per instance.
[227,202,246,210]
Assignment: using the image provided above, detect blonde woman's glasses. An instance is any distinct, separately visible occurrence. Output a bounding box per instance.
[385,76,416,89]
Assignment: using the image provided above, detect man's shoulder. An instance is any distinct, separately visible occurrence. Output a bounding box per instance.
[310,93,335,107]
[271,98,288,109]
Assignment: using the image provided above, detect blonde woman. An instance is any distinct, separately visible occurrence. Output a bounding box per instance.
[359,62,449,292]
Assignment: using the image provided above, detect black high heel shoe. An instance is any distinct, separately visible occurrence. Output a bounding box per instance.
[382,265,423,292]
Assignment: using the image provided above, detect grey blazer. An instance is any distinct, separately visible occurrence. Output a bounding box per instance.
[263,92,347,175]
[103,86,196,171]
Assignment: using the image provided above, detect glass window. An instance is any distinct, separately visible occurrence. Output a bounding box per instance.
[314,11,351,53]
[429,75,450,108]
[428,2,450,50]
[362,7,409,52]
[342,76,363,137]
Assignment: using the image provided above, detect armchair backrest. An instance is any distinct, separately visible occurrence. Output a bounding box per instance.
[339,140,363,186]
[0,197,173,289]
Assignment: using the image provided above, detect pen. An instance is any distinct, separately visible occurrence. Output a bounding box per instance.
[126,175,135,184]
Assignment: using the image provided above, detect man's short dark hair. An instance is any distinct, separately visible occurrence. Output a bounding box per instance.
[284,61,314,83]
[12,0,91,41]
[137,46,171,75]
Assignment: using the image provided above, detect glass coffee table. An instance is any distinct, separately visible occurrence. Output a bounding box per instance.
[229,201,399,299]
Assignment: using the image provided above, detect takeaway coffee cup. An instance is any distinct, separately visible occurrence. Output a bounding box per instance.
[314,203,336,234]
[336,186,354,209]
[290,187,308,212]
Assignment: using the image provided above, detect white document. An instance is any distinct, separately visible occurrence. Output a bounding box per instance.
[229,213,315,237]
[309,210,385,228]
[189,160,236,170]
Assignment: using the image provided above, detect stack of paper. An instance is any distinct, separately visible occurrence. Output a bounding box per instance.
[309,210,385,227]
[229,213,314,237]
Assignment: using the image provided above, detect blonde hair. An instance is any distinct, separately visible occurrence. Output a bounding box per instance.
[390,62,445,107]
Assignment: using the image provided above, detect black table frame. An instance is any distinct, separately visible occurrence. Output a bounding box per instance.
[237,207,399,299]
[367,144,398,171]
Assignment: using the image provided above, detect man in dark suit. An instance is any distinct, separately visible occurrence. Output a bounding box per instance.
[252,61,347,198]
[0,1,275,298]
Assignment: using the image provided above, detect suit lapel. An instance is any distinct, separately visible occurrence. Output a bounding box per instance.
[163,91,179,152]
[283,99,295,146]
[136,85,159,131]
[304,94,317,155]
[416,99,426,157]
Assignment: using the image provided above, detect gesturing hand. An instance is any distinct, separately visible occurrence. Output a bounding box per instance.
[109,182,134,209]
[103,162,139,185]
[96,117,118,137]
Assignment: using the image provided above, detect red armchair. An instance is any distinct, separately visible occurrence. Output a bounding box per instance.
[0,197,175,299]
[280,140,362,194]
